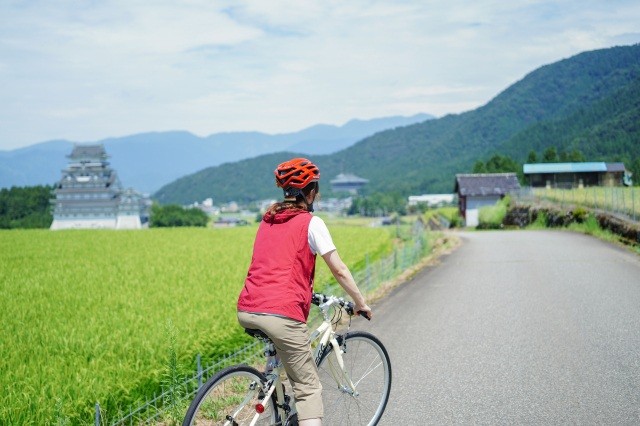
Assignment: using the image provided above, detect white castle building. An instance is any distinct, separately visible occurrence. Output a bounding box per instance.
[50,144,150,230]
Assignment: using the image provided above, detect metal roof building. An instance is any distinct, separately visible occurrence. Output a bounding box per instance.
[523,162,631,188]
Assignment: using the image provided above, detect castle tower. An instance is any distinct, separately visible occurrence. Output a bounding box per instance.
[50,144,149,230]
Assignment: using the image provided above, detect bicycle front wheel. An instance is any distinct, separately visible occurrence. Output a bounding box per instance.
[182,364,278,426]
[317,331,392,426]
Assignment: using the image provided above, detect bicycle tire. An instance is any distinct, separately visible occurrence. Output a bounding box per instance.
[182,364,279,426]
[317,331,392,426]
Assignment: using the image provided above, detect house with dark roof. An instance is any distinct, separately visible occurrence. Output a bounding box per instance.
[454,173,521,227]
[523,162,632,188]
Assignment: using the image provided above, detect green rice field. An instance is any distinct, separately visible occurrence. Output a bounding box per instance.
[0,222,394,424]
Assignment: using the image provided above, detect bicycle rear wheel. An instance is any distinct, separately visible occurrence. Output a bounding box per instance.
[317,331,392,426]
[182,364,278,426]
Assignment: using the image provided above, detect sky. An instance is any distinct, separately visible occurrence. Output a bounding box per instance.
[1,1,640,151]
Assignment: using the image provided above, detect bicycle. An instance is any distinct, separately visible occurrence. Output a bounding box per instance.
[182,292,392,425]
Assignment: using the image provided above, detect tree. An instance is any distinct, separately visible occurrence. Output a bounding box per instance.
[567,149,585,162]
[472,160,487,173]
[527,150,538,163]
[542,146,558,163]
[0,185,53,229]
[150,204,209,227]
[631,158,640,186]
[473,154,520,174]
[484,154,519,174]
[347,192,407,217]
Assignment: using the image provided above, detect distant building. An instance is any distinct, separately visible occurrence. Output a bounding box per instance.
[523,162,632,188]
[330,173,369,194]
[50,144,150,230]
[316,197,353,213]
[213,216,248,227]
[408,194,455,207]
[454,173,521,227]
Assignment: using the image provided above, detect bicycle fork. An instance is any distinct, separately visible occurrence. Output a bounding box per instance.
[327,337,359,397]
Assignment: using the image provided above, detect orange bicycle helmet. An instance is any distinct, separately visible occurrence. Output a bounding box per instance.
[274,158,320,189]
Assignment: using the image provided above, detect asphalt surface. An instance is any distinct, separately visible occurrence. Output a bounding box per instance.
[360,230,640,425]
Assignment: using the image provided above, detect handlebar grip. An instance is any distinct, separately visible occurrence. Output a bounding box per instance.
[358,310,371,321]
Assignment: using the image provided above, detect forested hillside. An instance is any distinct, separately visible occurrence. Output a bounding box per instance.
[154,44,640,205]
[497,76,640,171]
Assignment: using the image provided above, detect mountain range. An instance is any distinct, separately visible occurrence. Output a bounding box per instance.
[0,113,432,193]
[153,43,640,205]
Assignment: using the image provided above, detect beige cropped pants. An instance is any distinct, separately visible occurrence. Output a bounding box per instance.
[237,311,323,420]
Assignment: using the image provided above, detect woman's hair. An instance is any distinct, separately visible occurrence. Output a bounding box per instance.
[265,182,319,216]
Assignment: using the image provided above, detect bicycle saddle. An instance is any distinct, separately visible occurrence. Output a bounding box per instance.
[244,328,271,341]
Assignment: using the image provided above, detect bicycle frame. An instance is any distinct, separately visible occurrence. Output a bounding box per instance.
[184,293,388,426]
[310,299,359,396]
[251,296,357,426]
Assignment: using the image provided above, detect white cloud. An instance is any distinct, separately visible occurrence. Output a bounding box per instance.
[1,0,640,149]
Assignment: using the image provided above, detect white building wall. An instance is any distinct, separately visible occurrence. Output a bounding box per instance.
[50,218,118,230]
[465,195,501,227]
[116,215,142,229]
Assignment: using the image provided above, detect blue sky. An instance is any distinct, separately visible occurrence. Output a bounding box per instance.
[1,0,639,150]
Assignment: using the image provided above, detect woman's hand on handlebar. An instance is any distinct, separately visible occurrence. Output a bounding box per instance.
[355,303,372,320]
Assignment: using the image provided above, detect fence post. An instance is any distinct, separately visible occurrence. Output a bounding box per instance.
[402,245,406,269]
[611,187,614,214]
[393,248,398,272]
[366,254,370,290]
[197,354,203,389]
[95,402,100,426]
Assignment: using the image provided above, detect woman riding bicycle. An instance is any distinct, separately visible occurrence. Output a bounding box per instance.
[237,157,372,426]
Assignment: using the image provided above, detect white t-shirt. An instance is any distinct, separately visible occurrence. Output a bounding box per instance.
[308,216,336,256]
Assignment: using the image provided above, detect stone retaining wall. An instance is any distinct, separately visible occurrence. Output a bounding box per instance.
[504,204,640,245]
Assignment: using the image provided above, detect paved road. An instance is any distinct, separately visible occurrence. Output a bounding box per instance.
[364,230,640,425]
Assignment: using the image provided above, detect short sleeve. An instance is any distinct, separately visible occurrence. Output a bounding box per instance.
[308,216,336,256]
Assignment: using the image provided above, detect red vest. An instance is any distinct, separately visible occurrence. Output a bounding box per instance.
[237,209,316,323]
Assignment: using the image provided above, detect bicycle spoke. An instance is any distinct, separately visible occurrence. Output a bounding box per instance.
[183,365,278,426]
[317,332,391,425]
[353,359,384,387]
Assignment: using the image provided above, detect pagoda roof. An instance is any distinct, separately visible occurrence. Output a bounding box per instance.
[330,173,369,184]
[68,144,109,161]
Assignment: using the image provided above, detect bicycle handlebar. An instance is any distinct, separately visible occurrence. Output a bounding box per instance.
[311,292,371,321]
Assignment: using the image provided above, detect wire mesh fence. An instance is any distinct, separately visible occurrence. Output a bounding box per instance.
[513,187,639,223]
[98,221,431,425]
